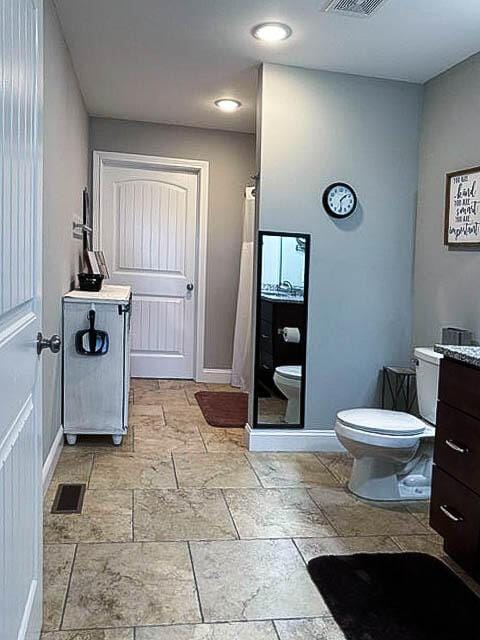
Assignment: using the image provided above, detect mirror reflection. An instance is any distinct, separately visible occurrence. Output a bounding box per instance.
[254,232,310,427]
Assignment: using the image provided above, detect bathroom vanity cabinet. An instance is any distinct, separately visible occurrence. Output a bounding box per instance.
[430,353,480,580]
[257,297,305,392]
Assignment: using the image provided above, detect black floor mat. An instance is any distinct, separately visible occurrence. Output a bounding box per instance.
[308,553,480,640]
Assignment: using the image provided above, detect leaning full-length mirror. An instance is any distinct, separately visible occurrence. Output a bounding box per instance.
[253,232,310,428]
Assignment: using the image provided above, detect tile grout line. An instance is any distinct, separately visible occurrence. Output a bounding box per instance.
[314,455,343,486]
[171,452,180,489]
[187,541,205,624]
[272,619,283,640]
[220,489,241,540]
[188,422,207,452]
[388,535,408,551]
[45,530,438,546]
[314,504,342,537]
[131,489,135,543]
[291,537,309,567]
[59,542,78,630]
[242,452,265,488]
[86,452,95,489]
[196,423,209,453]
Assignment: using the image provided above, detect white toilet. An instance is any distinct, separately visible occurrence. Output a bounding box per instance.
[274,365,302,423]
[335,347,443,501]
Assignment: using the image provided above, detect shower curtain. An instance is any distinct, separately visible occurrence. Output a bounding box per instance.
[231,187,255,390]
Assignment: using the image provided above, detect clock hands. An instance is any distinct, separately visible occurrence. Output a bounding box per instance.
[323,183,356,218]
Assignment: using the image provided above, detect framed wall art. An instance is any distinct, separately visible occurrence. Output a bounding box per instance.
[445,166,480,247]
[84,250,101,275]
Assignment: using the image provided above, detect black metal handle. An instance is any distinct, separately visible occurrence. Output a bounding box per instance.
[37,332,61,355]
[187,283,194,292]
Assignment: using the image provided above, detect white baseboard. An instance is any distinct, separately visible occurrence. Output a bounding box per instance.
[42,426,63,495]
[245,424,346,453]
[196,368,232,384]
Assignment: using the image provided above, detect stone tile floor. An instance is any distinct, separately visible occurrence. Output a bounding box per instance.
[42,378,478,639]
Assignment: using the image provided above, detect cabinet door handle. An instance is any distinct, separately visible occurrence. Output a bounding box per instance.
[440,505,464,523]
[261,334,269,339]
[445,439,469,454]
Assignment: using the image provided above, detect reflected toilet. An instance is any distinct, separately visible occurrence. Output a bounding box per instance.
[274,365,302,423]
[335,347,442,501]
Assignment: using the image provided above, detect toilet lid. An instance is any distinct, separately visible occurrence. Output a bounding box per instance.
[337,409,426,436]
[275,365,302,380]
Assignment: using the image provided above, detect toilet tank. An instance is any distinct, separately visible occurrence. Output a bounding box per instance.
[414,347,443,425]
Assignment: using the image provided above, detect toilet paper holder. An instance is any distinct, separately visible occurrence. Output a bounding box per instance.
[278,326,301,344]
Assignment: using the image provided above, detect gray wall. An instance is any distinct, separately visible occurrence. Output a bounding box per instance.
[258,63,423,429]
[414,53,480,347]
[43,0,89,461]
[89,117,255,369]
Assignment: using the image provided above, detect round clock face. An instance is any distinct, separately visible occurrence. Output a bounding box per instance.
[323,183,357,218]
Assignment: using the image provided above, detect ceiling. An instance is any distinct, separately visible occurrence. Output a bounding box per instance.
[54,0,480,134]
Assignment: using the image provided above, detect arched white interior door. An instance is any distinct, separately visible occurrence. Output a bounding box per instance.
[0,0,44,638]
[96,156,200,379]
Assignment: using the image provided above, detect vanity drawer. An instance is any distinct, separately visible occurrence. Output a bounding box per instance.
[430,466,480,570]
[439,357,480,421]
[435,402,480,494]
[260,300,273,323]
[259,350,273,374]
[260,321,273,343]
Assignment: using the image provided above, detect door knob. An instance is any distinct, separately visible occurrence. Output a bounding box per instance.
[186,283,194,292]
[37,332,61,355]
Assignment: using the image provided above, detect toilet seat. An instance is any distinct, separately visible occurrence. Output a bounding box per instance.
[275,365,302,381]
[337,409,426,437]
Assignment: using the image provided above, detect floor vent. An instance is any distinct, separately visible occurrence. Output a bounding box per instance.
[51,484,86,514]
[324,0,390,17]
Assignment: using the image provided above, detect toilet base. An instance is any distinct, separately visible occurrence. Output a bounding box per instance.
[349,454,432,502]
[273,371,301,424]
[284,397,300,424]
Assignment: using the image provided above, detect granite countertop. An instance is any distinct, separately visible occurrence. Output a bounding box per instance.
[261,293,304,304]
[434,344,480,368]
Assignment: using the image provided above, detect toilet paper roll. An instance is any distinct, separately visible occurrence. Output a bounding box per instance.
[282,327,301,344]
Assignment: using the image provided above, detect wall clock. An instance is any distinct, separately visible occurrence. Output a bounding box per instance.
[323,182,357,218]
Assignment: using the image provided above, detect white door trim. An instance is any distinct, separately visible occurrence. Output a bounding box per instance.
[42,426,63,496]
[245,424,346,452]
[93,150,210,381]
[197,368,232,384]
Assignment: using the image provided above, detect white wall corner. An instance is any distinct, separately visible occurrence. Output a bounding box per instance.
[42,426,64,495]
[196,368,232,384]
[245,424,345,453]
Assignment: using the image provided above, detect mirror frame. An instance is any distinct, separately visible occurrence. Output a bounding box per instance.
[253,230,311,429]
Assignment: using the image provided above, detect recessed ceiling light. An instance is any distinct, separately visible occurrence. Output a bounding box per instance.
[252,22,292,42]
[214,98,242,112]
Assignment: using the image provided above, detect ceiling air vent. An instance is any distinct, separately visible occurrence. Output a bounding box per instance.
[324,0,390,17]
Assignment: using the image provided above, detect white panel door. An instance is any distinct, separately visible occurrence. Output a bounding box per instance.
[99,163,198,378]
[0,0,44,638]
